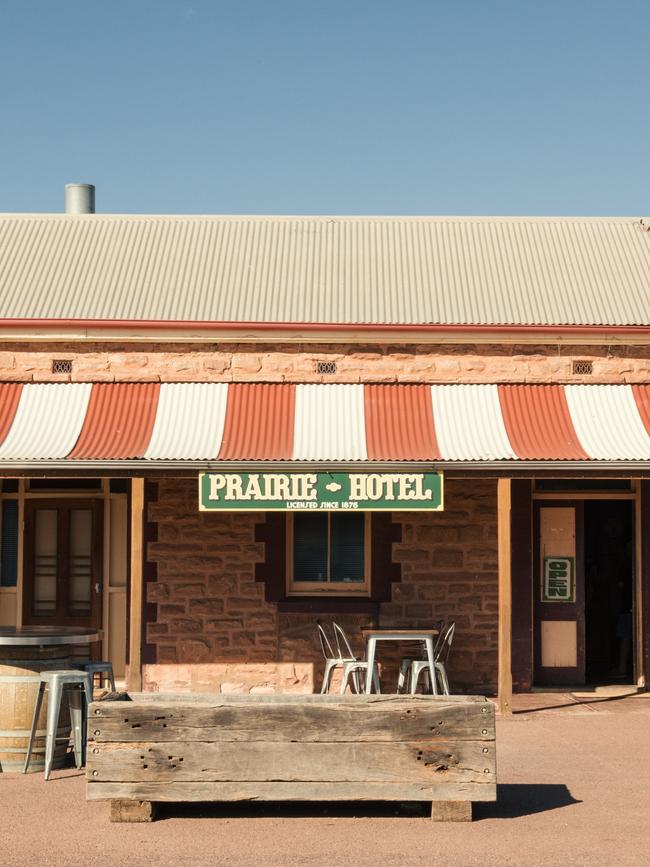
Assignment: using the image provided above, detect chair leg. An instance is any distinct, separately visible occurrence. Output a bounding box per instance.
[23,682,46,774]
[436,663,450,695]
[397,659,411,693]
[44,678,63,781]
[108,667,116,693]
[82,673,94,764]
[339,664,351,695]
[68,687,84,769]
[321,660,334,694]
[371,666,381,694]
[352,669,362,694]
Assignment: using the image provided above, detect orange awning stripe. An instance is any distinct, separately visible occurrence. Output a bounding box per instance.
[0,384,23,447]
[631,385,650,438]
[69,383,160,459]
[217,383,295,460]
[365,384,441,460]
[499,385,589,460]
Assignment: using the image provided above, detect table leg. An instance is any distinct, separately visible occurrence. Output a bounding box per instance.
[425,638,438,695]
[365,638,377,694]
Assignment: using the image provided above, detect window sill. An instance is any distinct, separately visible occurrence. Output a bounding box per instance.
[277,597,379,614]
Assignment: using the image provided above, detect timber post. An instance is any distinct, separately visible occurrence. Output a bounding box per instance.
[497,477,513,714]
[127,478,145,692]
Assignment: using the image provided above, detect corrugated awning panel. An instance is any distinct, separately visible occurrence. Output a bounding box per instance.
[0,384,22,445]
[144,383,228,459]
[218,384,295,460]
[70,383,160,459]
[498,385,588,460]
[0,384,91,459]
[365,384,440,460]
[564,385,650,460]
[430,384,517,461]
[0,382,649,463]
[631,385,650,438]
[293,385,367,461]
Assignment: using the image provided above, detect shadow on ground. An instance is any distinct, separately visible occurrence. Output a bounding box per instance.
[155,784,578,822]
[474,784,580,820]
[512,692,642,715]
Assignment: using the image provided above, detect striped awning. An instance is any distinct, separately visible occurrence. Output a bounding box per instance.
[0,382,650,464]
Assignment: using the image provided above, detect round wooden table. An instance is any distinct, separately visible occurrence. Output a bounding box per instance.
[0,627,101,773]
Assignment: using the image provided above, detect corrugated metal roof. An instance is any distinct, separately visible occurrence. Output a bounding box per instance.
[0,214,649,326]
[1,382,650,462]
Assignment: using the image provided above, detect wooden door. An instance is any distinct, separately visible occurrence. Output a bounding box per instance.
[23,499,103,630]
[534,502,585,685]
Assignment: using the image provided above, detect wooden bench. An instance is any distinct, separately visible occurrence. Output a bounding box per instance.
[86,693,496,822]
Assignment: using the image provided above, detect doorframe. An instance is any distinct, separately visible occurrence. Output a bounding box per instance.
[532,480,642,687]
[22,496,103,627]
[0,478,128,668]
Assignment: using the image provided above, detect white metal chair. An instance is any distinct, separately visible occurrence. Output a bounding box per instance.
[316,622,357,694]
[332,621,381,695]
[409,622,456,695]
[397,619,445,693]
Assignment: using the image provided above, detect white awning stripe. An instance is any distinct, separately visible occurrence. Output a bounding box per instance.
[293,384,368,460]
[430,384,517,460]
[565,385,650,460]
[144,383,229,460]
[0,384,92,459]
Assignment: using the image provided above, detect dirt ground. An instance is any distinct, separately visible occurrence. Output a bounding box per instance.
[1,691,649,867]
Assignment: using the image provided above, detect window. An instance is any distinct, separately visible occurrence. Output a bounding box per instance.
[287,512,370,596]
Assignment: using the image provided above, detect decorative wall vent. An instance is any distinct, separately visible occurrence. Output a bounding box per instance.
[316,361,337,375]
[51,359,73,375]
[572,360,593,375]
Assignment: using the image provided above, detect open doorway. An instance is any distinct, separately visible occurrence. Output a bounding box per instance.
[534,498,635,687]
[584,501,634,683]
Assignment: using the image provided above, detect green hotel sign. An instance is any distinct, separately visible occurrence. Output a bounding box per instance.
[199,472,443,512]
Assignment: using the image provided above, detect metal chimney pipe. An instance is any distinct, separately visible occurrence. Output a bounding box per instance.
[65,183,95,214]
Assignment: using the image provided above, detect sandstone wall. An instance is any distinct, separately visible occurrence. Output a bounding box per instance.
[0,341,649,383]
[143,477,498,695]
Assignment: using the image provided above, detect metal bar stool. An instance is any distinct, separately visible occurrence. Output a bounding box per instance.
[79,660,116,694]
[23,669,93,780]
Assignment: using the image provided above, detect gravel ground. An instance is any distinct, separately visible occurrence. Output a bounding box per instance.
[2,692,649,867]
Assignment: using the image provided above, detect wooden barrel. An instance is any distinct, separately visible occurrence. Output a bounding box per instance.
[0,645,73,773]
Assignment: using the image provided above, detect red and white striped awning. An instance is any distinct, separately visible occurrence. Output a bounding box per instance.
[1,382,650,464]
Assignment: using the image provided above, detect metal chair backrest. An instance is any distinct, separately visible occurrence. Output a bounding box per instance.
[435,621,455,664]
[431,619,446,656]
[316,622,336,660]
[331,621,357,661]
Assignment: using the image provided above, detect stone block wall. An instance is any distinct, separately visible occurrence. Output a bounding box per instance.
[1,340,650,384]
[382,479,498,691]
[142,477,499,695]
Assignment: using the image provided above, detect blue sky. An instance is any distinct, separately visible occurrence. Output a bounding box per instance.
[1,1,648,215]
